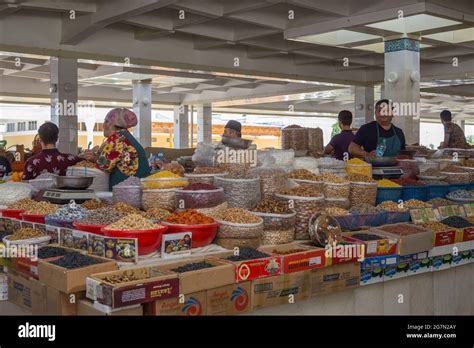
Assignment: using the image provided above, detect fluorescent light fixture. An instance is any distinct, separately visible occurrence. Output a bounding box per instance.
[424,28,474,43]
[292,30,380,46]
[354,42,431,53]
[366,14,460,33]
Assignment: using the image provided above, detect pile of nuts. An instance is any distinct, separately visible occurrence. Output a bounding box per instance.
[24,201,59,215]
[442,165,466,173]
[225,247,270,261]
[324,207,350,216]
[142,189,176,211]
[5,227,46,241]
[272,248,305,255]
[105,214,163,231]
[214,208,262,224]
[252,199,292,214]
[377,201,407,212]
[321,174,348,183]
[38,246,70,259]
[420,168,444,177]
[350,204,384,214]
[143,208,171,221]
[440,216,473,228]
[193,167,227,174]
[103,272,147,284]
[277,184,322,197]
[81,200,108,210]
[113,202,141,215]
[74,161,96,168]
[324,182,350,199]
[378,223,428,235]
[77,208,124,225]
[214,176,261,209]
[349,181,377,206]
[421,221,451,232]
[289,169,321,181]
[427,198,453,206]
[7,199,36,210]
[347,174,376,183]
[403,199,431,209]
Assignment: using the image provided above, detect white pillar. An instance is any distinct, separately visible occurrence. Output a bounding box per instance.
[50,57,78,154]
[173,105,189,148]
[196,104,212,144]
[132,79,152,148]
[384,36,421,144]
[354,86,374,128]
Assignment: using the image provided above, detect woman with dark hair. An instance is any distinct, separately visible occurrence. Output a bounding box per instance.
[439,110,470,149]
[84,108,150,189]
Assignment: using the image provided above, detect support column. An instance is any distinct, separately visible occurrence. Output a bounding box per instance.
[456,119,465,132]
[354,86,374,128]
[196,104,212,144]
[384,36,421,144]
[173,105,189,148]
[50,57,78,154]
[132,79,152,148]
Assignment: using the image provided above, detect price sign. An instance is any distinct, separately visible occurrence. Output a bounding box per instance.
[410,208,438,224]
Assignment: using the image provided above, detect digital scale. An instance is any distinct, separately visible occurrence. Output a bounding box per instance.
[40,189,97,204]
[372,166,404,179]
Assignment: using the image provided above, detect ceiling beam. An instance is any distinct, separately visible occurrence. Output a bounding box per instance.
[61,0,178,45]
[0,3,19,19]
[20,1,97,14]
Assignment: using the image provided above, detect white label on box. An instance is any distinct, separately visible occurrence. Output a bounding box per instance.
[386,257,398,265]
[309,256,322,266]
[367,242,377,255]
[161,232,192,259]
[31,266,38,276]
[417,252,428,260]
[86,277,102,301]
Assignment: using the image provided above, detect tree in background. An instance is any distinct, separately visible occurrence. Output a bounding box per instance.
[467,135,474,145]
[331,122,341,138]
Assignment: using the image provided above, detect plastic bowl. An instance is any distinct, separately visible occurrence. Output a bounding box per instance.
[162,222,218,248]
[1,209,26,219]
[73,222,106,235]
[101,225,168,256]
[21,213,46,224]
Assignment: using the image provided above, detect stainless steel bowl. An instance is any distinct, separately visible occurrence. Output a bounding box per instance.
[364,156,398,167]
[52,175,94,190]
[221,136,253,149]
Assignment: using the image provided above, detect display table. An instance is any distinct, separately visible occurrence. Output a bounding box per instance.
[253,263,474,315]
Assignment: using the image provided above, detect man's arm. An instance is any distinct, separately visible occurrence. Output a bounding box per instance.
[324,143,334,156]
[349,142,375,158]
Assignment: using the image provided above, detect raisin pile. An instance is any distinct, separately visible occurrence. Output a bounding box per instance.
[171,261,215,273]
[350,233,383,241]
[49,253,103,269]
[38,246,70,259]
[226,247,270,262]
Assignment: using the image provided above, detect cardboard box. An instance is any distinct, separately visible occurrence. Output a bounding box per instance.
[309,263,360,296]
[360,254,398,286]
[384,252,429,280]
[433,229,457,247]
[343,231,397,257]
[156,257,235,293]
[259,243,326,273]
[0,273,8,301]
[44,287,84,315]
[38,255,117,294]
[372,224,433,256]
[206,282,252,315]
[407,252,431,276]
[319,241,362,265]
[451,250,471,267]
[252,272,310,309]
[77,299,143,316]
[458,227,474,243]
[147,291,207,316]
[87,267,179,309]
[210,252,282,283]
[7,270,47,315]
[431,254,452,271]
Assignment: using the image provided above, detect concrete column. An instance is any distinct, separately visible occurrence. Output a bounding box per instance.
[50,57,78,154]
[132,79,152,148]
[173,105,189,148]
[353,86,374,128]
[196,104,212,144]
[384,36,421,144]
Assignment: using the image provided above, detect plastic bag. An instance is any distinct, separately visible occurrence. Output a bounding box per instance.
[192,142,217,167]
[214,177,261,209]
[0,182,33,206]
[293,157,319,174]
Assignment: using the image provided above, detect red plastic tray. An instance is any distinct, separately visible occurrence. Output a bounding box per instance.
[1,209,26,219]
[73,222,107,235]
[163,222,218,248]
[101,225,168,255]
[21,213,46,224]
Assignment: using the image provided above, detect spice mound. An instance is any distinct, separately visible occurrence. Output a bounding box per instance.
[165,209,214,225]
[49,253,103,269]
[106,214,162,231]
[214,208,262,224]
[24,201,59,215]
[289,169,321,181]
[38,246,70,259]
[171,261,215,273]
[277,184,322,197]
[252,199,292,214]
[81,200,108,210]
[113,202,140,215]
[77,208,124,225]
[143,208,171,221]
[377,179,401,188]
[5,228,45,241]
[226,247,270,261]
[142,170,187,189]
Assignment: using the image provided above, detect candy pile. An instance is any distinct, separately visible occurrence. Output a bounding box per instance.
[46,202,89,221]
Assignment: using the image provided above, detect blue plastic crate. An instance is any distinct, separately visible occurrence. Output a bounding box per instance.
[469,183,474,190]
[402,186,427,201]
[386,210,411,224]
[425,184,449,200]
[376,187,403,205]
[447,183,470,193]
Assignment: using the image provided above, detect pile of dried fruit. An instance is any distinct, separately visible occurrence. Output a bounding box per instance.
[113,202,140,215]
[165,209,214,225]
[403,199,431,209]
[7,199,36,210]
[106,214,162,231]
[377,179,401,188]
[421,221,452,232]
[277,184,322,197]
[214,208,262,224]
[225,247,270,261]
[193,167,227,174]
[38,246,70,259]
[324,207,350,216]
[377,201,407,212]
[441,165,466,173]
[81,200,108,210]
[427,198,452,206]
[103,273,147,284]
[272,248,305,255]
[252,199,292,214]
[77,208,124,225]
[5,227,46,241]
[46,202,89,221]
[378,224,429,235]
[289,169,321,181]
[49,253,103,269]
[143,208,171,221]
[24,201,59,215]
[350,232,384,241]
[420,168,443,177]
[440,216,473,228]
[170,261,215,273]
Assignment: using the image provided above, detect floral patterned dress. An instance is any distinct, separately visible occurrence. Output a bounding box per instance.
[97,129,150,189]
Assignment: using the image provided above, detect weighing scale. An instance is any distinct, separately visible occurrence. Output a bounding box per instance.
[372,166,404,180]
[40,188,97,204]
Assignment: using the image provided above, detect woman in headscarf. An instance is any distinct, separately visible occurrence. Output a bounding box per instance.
[84,108,150,189]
